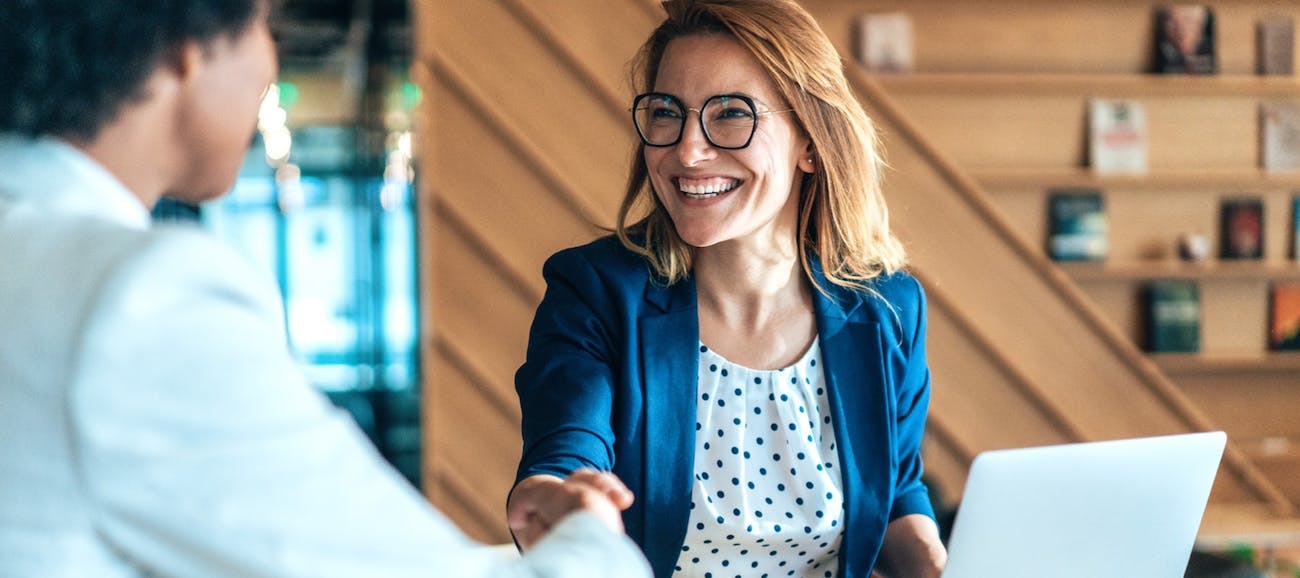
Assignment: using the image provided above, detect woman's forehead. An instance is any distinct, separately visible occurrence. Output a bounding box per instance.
[654,34,780,104]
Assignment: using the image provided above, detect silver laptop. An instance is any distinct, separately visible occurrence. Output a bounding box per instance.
[942,431,1227,578]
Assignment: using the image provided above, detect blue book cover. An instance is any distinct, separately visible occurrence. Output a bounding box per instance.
[1048,189,1107,261]
[1292,194,1299,259]
[1145,281,1200,353]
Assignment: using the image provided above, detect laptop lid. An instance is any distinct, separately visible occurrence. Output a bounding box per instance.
[941,431,1227,578]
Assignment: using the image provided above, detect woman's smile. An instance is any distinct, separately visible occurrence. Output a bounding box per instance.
[676,175,743,199]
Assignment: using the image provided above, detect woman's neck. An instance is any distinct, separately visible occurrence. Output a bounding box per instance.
[695,240,804,326]
[694,237,816,369]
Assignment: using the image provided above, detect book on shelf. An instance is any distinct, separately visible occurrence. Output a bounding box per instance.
[1257,15,1295,75]
[855,12,913,73]
[1271,281,1300,350]
[1292,194,1300,259]
[1089,99,1148,174]
[1260,102,1300,171]
[1153,5,1216,74]
[1219,197,1265,260]
[1144,280,1201,353]
[1047,188,1107,261]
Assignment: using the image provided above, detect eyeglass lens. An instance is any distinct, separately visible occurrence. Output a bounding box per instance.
[633,94,758,149]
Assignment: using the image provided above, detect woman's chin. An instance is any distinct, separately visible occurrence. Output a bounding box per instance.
[673,227,728,249]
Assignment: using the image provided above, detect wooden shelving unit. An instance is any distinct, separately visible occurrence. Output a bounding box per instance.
[973,167,1300,190]
[878,73,1300,97]
[806,0,1300,546]
[1152,352,1300,375]
[1058,261,1300,281]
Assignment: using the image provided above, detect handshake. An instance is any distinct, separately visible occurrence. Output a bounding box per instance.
[506,469,636,551]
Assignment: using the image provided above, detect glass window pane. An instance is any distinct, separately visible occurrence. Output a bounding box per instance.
[283,175,361,370]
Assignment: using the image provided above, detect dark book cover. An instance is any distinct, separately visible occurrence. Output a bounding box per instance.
[1292,194,1300,259]
[1269,282,1300,350]
[1258,15,1295,75]
[1154,5,1217,74]
[1220,197,1265,259]
[1047,189,1107,261]
[1144,281,1201,353]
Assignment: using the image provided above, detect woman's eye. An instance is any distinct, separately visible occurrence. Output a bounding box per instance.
[651,106,683,120]
[716,106,755,121]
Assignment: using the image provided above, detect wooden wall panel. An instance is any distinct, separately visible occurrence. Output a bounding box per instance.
[521,0,661,98]
[427,1,640,225]
[925,304,1075,450]
[432,80,605,273]
[418,0,658,544]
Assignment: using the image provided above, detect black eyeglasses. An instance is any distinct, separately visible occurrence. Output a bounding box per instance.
[631,92,794,150]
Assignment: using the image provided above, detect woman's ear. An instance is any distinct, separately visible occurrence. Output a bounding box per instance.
[798,142,816,174]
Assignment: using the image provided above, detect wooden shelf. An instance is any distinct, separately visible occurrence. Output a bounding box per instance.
[1058,261,1300,281]
[972,167,1300,190]
[876,73,1300,97]
[1152,353,1300,375]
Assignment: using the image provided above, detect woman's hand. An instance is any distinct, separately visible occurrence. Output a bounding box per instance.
[874,513,948,578]
[506,469,636,551]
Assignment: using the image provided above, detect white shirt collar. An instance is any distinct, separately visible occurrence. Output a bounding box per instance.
[0,135,152,231]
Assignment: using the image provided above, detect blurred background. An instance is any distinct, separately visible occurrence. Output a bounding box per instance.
[153,0,422,485]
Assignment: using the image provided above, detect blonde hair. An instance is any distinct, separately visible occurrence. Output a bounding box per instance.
[615,0,907,291]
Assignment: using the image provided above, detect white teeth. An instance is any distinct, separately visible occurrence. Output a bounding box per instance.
[679,179,739,198]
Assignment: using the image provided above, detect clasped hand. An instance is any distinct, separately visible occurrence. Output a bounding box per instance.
[506,469,636,551]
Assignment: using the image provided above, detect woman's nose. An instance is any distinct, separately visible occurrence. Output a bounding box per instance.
[675,110,716,167]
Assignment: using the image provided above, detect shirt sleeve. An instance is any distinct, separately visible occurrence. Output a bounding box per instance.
[888,276,937,522]
[68,230,650,578]
[514,249,621,482]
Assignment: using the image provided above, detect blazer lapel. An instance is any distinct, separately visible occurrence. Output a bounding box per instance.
[814,280,895,576]
[640,277,699,578]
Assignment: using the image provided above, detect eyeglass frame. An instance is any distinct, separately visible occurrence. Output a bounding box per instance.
[630,92,795,150]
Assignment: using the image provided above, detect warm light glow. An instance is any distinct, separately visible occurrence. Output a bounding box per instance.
[263,125,293,163]
[258,83,293,167]
[275,163,304,213]
[379,130,413,212]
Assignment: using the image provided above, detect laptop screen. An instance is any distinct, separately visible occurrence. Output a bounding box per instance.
[941,431,1226,578]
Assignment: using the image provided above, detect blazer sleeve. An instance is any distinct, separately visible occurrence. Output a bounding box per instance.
[69,230,649,578]
[888,276,937,523]
[515,248,622,482]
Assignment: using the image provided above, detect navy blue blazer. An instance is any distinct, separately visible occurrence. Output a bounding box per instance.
[515,236,935,578]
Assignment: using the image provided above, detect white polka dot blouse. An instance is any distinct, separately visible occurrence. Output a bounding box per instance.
[671,339,845,578]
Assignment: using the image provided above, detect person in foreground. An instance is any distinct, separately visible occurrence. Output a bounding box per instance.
[508,1,948,577]
[0,1,650,577]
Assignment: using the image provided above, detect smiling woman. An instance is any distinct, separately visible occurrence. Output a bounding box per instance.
[509,1,948,577]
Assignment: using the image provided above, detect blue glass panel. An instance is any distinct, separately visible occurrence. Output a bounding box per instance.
[282,175,361,374]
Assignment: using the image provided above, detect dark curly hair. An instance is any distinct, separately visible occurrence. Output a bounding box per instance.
[0,0,264,140]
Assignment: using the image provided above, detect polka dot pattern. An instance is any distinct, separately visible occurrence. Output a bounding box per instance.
[671,339,844,578]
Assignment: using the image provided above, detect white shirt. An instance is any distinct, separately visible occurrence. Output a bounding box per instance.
[672,340,845,578]
[0,136,651,578]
